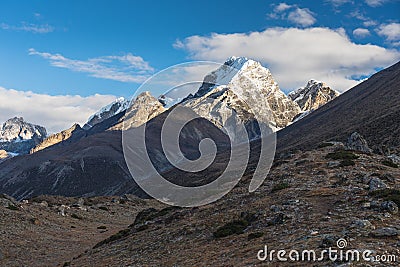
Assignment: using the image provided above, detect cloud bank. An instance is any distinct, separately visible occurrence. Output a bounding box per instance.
[29,49,154,83]
[0,22,54,33]
[377,23,400,41]
[0,87,117,133]
[174,27,400,92]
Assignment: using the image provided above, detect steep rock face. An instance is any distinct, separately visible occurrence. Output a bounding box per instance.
[289,80,339,112]
[0,150,9,160]
[83,97,130,129]
[185,57,301,133]
[113,92,166,130]
[31,124,85,153]
[0,117,47,154]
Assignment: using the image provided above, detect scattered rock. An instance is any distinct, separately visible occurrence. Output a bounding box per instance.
[270,205,281,212]
[267,213,286,226]
[327,161,340,168]
[39,201,48,207]
[310,230,319,236]
[388,154,400,164]
[369,178,388,192]
[320,235,338,248]
[380,173,395,182]
[370,227,399,237]
[345,132,372,153]
[381,201,399,214]
[351,219,375,230]
[362,202,371,208]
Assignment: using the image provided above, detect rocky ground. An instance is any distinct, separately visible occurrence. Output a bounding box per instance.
[1,143,399,266]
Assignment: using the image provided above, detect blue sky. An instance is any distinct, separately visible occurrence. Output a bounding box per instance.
[0,0,399,132]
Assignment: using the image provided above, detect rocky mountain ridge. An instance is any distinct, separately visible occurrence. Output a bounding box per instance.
[83,97,130,130]
[0,117,47,154]
[30,123,85,153]
[289,79,339,112]
[0,57,362,200]
[188,56,301,131]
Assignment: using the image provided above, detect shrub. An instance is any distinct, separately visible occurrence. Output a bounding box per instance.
[98,206,109,211]
[271,182,290,193]
[130,206,181,227]
[339,159,355,167]
[381,160,398,168]
[369,189,400,206]
[71,213,83,220]
[326,150,359,160]
[6,204,18,211]
[93,229,130,249]
[318,142,334,148]
[248,232,264,240]
[136,224,149,232]
[213,219,249,238]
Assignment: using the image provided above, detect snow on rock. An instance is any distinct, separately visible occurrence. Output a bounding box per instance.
[0,117,47,154]
[184,57,301,136]
[83,97,130,129]
[289,80,339,113]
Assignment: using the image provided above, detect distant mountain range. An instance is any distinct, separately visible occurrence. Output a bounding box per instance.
[6,56,390,200]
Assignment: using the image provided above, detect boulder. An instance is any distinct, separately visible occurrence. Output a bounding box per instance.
[345,132,372,153]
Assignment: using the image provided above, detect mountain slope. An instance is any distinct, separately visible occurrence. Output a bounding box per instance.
[277,61,400,154]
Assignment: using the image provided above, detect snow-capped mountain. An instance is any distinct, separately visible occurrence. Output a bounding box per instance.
[288,80,339,123]
[183,56,301,136]
[83,97,130,129]
[0,117,47,154]
[289,80,339,112]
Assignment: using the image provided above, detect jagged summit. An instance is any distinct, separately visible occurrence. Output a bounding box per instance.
[0,117,46,142]
[83,97,130,129]
[190,56,301,130]
[0,117,47,154]
[116,91,166,130]
[289,79,339,112]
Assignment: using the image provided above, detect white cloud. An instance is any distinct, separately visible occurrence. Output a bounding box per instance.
[268,4,316,27]
[0,86,117,133]
[287,8,316,27]
[174,27,400,92]
[363,20,378,27]
[274,3,292,12]
[0,22,54,33]
[349,10,379,28]
[29,49,154,83]
[377,23,400,41]
[365,0,387,7]
[353,28,371,38]
[326,0,352,6]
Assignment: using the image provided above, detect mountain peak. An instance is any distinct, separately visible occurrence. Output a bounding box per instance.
[83,97,130,129]
[187,56,301,130]
[289,80,339,113]
[0,117,47,154]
